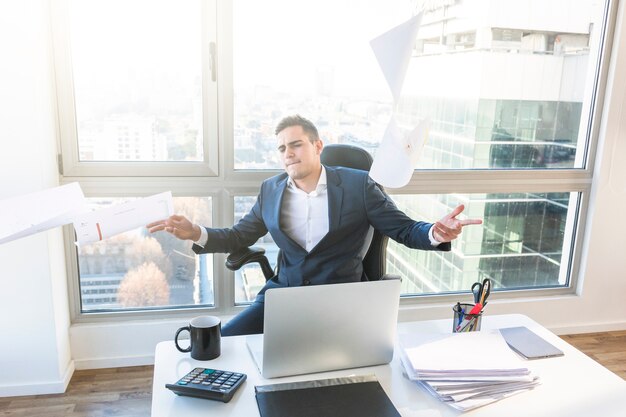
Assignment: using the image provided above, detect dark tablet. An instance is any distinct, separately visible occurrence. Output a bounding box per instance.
[500,326,564,360]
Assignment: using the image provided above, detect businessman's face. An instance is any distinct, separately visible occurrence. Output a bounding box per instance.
[277,125,323,186]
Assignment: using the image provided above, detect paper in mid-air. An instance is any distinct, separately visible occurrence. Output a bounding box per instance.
[369,12,426,188]
[369,12,423,103]
[369,117,430,189]
[73,191,174,245]
[1,183,175,246]
[0,182,86,245]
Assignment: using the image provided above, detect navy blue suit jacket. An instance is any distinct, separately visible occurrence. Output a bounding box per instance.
[193,166,450,294]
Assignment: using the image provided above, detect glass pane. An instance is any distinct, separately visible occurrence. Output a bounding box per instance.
[77,197,213,312]
[233,0,405,169]
[233,0,607,169]
[387,192,576,296]
[233,196,278,304]
[69,0,203,162]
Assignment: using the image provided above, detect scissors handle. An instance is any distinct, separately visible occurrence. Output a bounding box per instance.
[471,282,482,304]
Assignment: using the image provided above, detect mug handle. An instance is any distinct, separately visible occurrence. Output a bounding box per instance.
[174,326,192,353]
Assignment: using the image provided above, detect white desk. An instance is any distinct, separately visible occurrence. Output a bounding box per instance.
[151,314,626,416]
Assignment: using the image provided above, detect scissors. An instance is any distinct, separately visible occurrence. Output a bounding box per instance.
[471,278,492,305]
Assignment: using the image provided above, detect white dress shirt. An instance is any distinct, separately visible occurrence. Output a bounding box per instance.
[280,166,329,252]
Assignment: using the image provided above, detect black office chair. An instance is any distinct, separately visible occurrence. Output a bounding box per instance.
[224,143,395,282]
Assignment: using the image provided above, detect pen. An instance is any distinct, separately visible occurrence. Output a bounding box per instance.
[454,303,482,332]
[470,317,477,331]
[456,317,475,332]
[455,303,465,326]
[479,279,491,305]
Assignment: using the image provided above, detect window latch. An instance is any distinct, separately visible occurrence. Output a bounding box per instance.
[209,41,217,82]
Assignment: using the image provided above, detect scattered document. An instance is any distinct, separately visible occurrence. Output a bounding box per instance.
[369,12,428,189]
[0,182,86,246]
[73,191,173,245]
[370,13,423,103]
[0,185,174,247]
[398,330,540,412]
[370,117,430,188]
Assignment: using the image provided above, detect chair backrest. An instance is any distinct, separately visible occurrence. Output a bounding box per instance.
[320,144,389,281]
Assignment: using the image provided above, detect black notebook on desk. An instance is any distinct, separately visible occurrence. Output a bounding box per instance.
[254,375,401,417]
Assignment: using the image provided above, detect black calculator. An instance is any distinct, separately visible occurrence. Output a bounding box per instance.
[165,367,247,403]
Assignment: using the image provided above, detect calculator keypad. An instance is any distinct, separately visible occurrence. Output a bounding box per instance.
[166,367,247,402]
[178,368,244,391]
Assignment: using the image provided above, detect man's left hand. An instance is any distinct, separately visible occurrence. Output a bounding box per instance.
[432,204,482,243]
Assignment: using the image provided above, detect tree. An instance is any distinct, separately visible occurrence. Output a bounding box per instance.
[117,262,170,307]
[127,236,172,278]
[78,233,136,274]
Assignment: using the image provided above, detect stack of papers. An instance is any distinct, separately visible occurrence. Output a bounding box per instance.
[398,330,540,411]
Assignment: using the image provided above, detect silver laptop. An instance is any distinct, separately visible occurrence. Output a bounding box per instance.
[246,279,401,378]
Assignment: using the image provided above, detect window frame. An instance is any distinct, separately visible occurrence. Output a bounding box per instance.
[52,0,219,177]
[56,0,617,322]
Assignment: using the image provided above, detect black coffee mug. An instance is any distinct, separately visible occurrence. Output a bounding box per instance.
[175,316,221,360]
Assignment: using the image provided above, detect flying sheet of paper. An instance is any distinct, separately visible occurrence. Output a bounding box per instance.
[73,191,173,245]
[0,182,86,246]
[370,117,431,188]
[370,12,423,103]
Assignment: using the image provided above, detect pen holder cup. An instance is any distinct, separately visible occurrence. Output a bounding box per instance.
[452,303,482,333]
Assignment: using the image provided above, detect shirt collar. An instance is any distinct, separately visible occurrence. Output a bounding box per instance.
[287,165,327,194]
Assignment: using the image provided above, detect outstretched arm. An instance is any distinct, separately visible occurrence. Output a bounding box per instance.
[147,215,202,241]
[148,193,268,254]
[432,204,482,243]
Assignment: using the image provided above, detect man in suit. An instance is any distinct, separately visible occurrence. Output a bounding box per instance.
[148,115,482,335]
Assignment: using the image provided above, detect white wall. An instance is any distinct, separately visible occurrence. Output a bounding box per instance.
[1,0,626,397]
[0,0,74,396]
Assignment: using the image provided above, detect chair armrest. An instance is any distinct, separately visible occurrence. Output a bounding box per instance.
[225,246,274,280]
[381,274,402,281]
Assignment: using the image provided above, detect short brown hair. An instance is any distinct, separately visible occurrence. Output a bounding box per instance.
[274,114,320,143]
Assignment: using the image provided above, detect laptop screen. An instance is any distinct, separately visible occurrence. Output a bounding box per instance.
[247,279,401,378]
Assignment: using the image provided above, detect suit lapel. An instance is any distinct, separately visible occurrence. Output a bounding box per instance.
[326,166,343,234]
[272,178,287,230]
[271,176,308,254]
[304,166,343,256]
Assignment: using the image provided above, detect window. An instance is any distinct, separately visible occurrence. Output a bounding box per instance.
[229,0,608,300]
[75,197,213,313]
[54,0,218,176]
[386,192,576,294]
[54,0,614,318]
[233,196,278,304]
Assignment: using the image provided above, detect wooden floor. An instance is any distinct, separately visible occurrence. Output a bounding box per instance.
[0,366,153,417]
[1,331,624,417]
[561,330,626,380]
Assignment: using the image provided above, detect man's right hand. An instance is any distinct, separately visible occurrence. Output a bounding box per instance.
[146,215,202,242]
